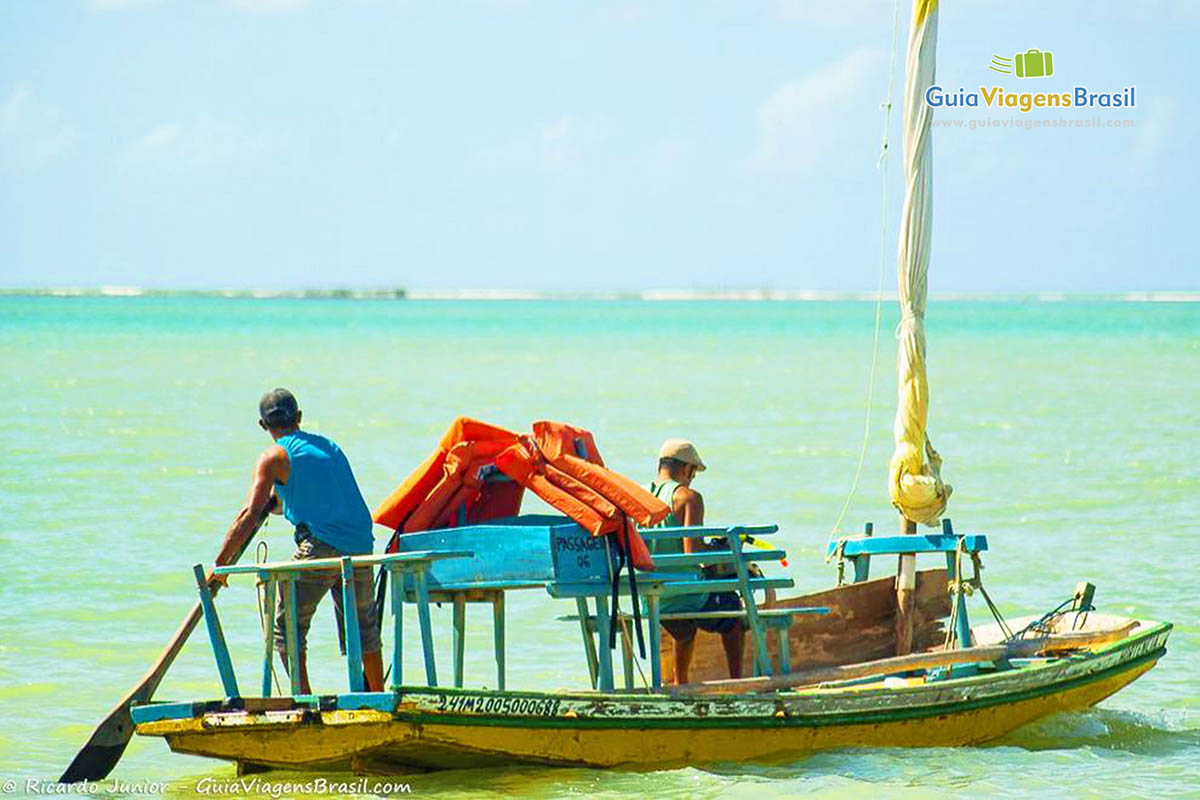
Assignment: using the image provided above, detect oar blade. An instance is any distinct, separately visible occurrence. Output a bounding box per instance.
[59,704,134,783]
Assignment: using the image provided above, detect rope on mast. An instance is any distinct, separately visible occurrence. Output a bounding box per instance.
[826,0,904,558]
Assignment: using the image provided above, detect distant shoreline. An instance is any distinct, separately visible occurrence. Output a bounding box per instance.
[1,287,1198,302]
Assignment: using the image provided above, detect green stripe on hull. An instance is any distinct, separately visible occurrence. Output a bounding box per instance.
[393,625,1170,731]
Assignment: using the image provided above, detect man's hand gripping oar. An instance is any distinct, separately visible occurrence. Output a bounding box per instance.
[58,495,278,784]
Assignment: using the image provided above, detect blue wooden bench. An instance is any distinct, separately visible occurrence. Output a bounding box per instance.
[394,515,589,691]
[827,519,988,650]
[547,523,827,692]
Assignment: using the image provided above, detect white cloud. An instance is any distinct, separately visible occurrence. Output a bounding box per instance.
[750,47,884,174]
[116,116,280,178]
[0,85,77,169]
[224,0,307,13]
[89,0,307,12]
[87,0,165,10]
[648,137,690,180]
[774,0,889,26]
[138,121,185,150]
[1131,95,1177,176]
[537,114,604,175]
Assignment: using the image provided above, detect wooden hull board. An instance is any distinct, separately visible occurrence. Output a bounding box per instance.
[137,621,1170,773]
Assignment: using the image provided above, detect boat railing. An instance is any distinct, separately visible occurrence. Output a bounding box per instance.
[547,523,828,691]
[185,517,827,705]
[204,549,471,701]
[827,519,989,650]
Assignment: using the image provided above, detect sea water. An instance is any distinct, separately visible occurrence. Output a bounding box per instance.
[0,296,1196,798]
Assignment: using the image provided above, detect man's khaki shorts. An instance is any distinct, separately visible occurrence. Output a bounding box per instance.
[272,537,381,657]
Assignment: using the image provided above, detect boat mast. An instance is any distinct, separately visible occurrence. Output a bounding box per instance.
[891,0,952,654]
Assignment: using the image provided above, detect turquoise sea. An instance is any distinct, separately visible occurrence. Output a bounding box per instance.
[1,296,1197,798]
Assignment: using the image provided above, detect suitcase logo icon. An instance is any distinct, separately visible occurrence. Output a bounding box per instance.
[1015,49,1053,78]
[989,49,1055,78]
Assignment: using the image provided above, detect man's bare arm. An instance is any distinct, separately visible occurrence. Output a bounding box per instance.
[213,446,286,569]
[678,489,715,555]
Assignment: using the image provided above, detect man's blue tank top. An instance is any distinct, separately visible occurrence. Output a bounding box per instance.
[274,431,374,555]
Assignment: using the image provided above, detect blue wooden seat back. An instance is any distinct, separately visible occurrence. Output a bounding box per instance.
[544,522,796,692]
[397,514,611,592]
[825,532,988,560]
[394,514,613,692]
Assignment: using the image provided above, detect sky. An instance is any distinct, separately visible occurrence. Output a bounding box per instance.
[1,0,1197,293]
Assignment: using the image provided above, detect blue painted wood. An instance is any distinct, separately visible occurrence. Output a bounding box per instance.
[852,522,874,583]
[656,577,794,597]
[546,576,793,599]
[397,515,585,590]
[340,558,365,693]
[575,597,599,689]
[592,596,615,692]
[388,566,403,690]
[647,592,662,690]
[827,534,988,559]
[560,606,829,625]
[619,621,634,690]
[335,692,398,712]
[776,624,792,674]
[284,577,301,695]
[213,549,472,576]
[452,595,466,689]
[259,574,275,697]
[728,536,772,677]
[130,701,197,724]
[637,524,778,541]
[651,550,787,568]
[413,569,438,687]
[192,564,240,700]
[435,579,550,592]
[492,592,506,691]
[549,526,612,585]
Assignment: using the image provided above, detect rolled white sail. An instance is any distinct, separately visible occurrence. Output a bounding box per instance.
[889,0,951,526]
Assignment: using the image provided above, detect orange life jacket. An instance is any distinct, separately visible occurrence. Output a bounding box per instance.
[373,417,664,571]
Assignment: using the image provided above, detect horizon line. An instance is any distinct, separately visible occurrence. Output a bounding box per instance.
[1,287,1199,303]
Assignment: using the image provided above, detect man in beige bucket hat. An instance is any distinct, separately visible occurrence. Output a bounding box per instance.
[646,439,745,684]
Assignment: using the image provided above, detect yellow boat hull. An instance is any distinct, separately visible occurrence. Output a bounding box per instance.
[135,620,1170,773]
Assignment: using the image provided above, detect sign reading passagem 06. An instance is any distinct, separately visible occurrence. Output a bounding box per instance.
[926,85,1136,113]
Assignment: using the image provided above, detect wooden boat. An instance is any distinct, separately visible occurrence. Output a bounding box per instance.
[129,515,1172,774]
[124,0,1174,778]
[131,578,1169,772]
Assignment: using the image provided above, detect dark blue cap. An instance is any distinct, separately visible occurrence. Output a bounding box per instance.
[259,388,299,427]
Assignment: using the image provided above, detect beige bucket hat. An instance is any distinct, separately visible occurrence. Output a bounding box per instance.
[658,439,706,471]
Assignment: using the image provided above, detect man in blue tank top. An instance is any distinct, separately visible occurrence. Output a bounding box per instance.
[211,388,382,693]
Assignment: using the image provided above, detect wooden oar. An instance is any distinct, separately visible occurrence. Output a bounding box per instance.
[59,499,276,783]
[669,622,1139,696]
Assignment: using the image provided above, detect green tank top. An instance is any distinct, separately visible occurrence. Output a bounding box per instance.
[646,479,708,614]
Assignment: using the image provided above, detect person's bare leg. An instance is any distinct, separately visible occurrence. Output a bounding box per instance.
[673,635,697,685]
[363,649,384,691]
[720,622,745,679]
